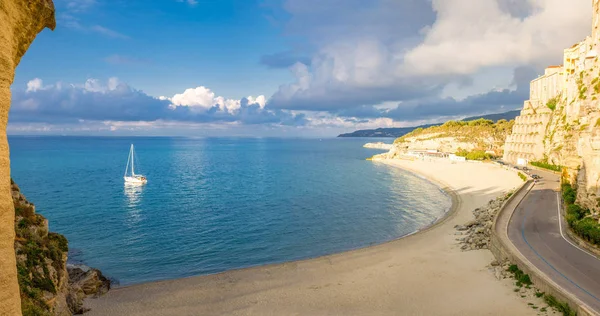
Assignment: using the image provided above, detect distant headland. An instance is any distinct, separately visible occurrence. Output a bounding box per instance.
[337,110,520,138]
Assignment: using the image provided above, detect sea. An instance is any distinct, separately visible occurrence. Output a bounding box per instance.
[8,136,451,286]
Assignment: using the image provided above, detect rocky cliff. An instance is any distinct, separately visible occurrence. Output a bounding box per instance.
[389,118,514,156]
[13,181,110,315]
[503,0,600,215]
[1,1,56,314]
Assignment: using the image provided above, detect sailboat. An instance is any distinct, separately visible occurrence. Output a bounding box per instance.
[124,144,147,184]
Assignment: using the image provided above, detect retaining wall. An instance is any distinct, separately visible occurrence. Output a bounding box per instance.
[490,179,597,316]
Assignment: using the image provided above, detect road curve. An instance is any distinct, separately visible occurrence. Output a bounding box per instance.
[507,169,600,314]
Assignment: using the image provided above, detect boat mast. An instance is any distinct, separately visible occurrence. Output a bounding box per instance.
[131,144,135,176]
[124,144,132,177]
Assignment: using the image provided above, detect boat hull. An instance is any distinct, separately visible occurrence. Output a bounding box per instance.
[124,176,147,185]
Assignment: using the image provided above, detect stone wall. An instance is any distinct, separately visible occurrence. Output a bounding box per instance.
[0,1,55,314]
[490,180,596,316]
[503,102,553,163]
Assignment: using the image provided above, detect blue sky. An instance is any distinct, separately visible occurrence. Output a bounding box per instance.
[9,0,593,136]
[15,0,293,98]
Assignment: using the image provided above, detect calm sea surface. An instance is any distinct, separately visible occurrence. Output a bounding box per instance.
[9,136,451,286]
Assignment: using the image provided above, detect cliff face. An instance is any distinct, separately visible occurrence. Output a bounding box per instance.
[13,181,110,315]
[503,1,600,214]
[13,181,70,315]
[0,1,55,314]
[390,119,514,156]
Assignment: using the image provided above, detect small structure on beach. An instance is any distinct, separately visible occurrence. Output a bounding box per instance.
[449,154,466,162]
[406,149,449,159]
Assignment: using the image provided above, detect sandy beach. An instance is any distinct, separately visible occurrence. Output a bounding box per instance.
[86,159,535,316]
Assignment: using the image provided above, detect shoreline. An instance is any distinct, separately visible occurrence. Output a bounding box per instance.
[96,158,460,291]
[86,158,536,316]
[98,159,459,291]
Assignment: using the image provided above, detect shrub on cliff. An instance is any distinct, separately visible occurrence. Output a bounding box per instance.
[567,204,587,220]
[518,172,527,181]
[561,183,577,205]
[546,97,558,111]
[12,180,111,315]
[12,181,69,315]
[571,218,600,245]
[531,161,562,172]
[561,182,600,246]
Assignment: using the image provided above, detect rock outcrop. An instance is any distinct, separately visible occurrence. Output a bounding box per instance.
[393,119,514,155]
[455,193,511,251]
[66,265,110,314]
[503,1,600,215]
[372,118,514,160]
[1,1,55,314]
[363,142,393,150]
[13,181,110,315]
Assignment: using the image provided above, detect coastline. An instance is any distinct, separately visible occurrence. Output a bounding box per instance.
[86,158,536,316]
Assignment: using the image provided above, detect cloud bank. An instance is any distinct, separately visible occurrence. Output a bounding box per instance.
[10,78,306,128]
[264,0,590,118]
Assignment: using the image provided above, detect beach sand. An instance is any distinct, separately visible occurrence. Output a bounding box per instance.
[86,159,536,316]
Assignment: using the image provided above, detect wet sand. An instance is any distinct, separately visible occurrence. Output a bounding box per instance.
[86,159,535,316]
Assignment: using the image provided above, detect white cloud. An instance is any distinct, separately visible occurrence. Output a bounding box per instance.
[170,85,266,114]
[247,95,266,109]
[268,0,590,112]
[171,86,217,109]
[11,78,301,129]
[26,78,44,92]
[404,0,590,75]
[107,77,120,90]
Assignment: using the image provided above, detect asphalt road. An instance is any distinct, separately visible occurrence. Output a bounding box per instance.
[507,168,600,313]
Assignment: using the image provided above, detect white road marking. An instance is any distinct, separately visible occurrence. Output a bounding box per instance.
[556,192,600,260]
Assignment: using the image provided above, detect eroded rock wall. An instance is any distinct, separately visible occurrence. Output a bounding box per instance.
[504,0,600,214]
[0,1,55,314]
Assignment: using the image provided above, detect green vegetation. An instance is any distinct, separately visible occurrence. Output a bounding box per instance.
[562,182,600,246]
[508,264,532,287]
[518,172,527,181]
[535,291,545,298]
[580,86,588,100]
[562,182,577,205]
[546,97,558,111]
[594,77,600,94]
[455,149,494,161]
[531,160,563,172]
[544,295,577,316]
[577,76,587,100]
[394,118,515,154]
[13,181,69,316]
[506,263,577,315]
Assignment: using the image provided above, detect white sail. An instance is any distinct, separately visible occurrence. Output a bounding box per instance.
[124,144,147,184]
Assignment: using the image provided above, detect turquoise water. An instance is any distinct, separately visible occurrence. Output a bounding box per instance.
[9,136,451,286]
